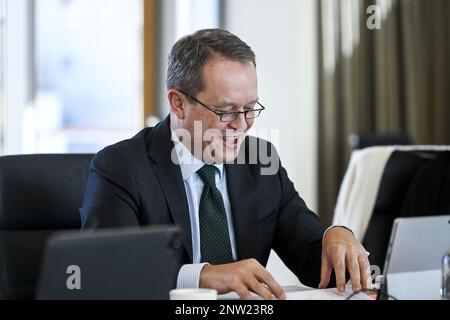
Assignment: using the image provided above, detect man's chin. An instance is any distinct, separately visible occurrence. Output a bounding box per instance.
[202,142,241,164]
[202,151,237,164]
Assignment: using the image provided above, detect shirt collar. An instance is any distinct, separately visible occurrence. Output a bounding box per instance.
[172,131,224,181]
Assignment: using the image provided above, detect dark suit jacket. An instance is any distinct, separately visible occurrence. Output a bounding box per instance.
[80,116,326,288]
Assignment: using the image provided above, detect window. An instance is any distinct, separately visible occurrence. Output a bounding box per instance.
[4,0,143,154]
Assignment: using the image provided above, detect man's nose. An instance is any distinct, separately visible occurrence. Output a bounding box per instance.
[229,112,248,130]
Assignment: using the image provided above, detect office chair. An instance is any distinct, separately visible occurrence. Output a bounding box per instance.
[0,154,94,299]
[362,150,443,272]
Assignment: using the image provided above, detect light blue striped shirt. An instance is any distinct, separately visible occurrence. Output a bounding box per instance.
[173,135,237,288]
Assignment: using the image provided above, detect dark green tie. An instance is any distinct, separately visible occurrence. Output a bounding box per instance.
[197,165,234,264]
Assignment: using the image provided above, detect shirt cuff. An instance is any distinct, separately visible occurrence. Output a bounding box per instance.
[176,263,210,289]
[323,225,355,241]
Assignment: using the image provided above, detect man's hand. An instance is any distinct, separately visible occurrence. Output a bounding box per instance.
[318,227,371,293]
[199,258,286,300]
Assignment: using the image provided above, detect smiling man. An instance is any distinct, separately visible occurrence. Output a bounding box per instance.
[80,29,370,300]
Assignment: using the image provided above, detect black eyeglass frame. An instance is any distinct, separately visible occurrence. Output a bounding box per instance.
[178,90,265,122]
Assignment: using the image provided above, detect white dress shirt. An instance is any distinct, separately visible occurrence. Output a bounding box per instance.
[173,135,237,288]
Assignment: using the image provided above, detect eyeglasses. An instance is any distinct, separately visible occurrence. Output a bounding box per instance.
[178,90,265,122]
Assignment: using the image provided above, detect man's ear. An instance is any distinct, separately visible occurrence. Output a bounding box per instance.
[167,89,186,119]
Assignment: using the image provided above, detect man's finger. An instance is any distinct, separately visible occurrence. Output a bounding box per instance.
[332,253,347,292]
[246,279,274,300]
[346,254,361,292]
[358,254,371,289]
[234,283,253,300]
[318,254,332,289]
[254,268,286,300]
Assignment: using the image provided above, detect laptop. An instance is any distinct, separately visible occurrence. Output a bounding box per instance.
[35,225,183,300]
[0,230,57,300]
[381,215,450,300]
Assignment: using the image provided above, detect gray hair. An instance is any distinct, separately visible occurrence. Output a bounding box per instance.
[166,29,256,99]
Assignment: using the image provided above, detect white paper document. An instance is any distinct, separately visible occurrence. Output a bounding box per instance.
[285,287,373,300]
[219,286,374,300]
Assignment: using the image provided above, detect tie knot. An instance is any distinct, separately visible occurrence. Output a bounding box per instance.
[197,165,218,187]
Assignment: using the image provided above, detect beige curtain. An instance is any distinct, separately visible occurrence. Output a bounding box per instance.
[318,0,450,225]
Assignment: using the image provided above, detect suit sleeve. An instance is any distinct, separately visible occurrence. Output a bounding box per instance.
[272,163,325,288]
[80,146,141,229]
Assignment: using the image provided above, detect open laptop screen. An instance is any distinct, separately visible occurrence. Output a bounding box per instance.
[382,215,450,300]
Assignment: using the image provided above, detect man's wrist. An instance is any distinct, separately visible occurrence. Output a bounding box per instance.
[328,225,355,235]
[322,225,355,242]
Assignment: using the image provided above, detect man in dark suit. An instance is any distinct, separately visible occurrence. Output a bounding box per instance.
[80,29,370,300]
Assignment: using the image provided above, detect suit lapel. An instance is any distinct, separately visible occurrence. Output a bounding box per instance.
[226,163,259,261]
[146,117,193,261]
